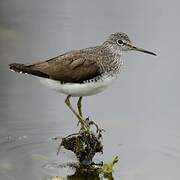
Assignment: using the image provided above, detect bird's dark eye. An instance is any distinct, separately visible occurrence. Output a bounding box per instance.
[117,39,123,45]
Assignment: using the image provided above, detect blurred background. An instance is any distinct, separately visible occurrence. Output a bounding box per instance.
[0,0,180,179]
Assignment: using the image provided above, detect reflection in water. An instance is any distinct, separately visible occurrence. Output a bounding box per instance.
[44,157,118,180]
[0,126,180,180]
[50,166,114,180]
[0,135,117,180]
[66,167,114,180]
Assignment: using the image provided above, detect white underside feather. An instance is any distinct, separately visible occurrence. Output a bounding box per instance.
[38,75,116,97]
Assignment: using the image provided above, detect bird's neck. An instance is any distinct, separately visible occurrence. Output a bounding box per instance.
[100,43,124,76]
[102,42,123,57]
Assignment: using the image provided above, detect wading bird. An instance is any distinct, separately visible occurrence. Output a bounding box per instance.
[9,32,156,131]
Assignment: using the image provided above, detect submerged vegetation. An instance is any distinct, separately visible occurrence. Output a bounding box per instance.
[58,118,104,164]
[53,117,118,179]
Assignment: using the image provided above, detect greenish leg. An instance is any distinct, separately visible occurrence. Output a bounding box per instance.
[65,95,89,131]
[77,97,83,117]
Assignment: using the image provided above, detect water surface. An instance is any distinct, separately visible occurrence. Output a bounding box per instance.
[1,0,180,179]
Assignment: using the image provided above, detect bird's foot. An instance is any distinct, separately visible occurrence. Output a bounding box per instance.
[83,117,105,139]
[77,117,105,142]
[78,117,91,133]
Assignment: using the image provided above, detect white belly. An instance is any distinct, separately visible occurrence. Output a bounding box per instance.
[38,76,116,97]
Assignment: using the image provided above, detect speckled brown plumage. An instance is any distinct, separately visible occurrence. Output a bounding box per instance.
[9,32,156,84]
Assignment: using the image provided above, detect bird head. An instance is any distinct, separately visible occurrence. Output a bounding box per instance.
[104,32,156,56]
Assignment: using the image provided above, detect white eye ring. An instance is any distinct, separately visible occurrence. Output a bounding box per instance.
[117,39,124,45]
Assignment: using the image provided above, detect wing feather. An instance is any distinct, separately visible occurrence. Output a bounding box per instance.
[28,48,102,83]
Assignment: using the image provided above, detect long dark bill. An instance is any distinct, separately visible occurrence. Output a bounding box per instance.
[132,45,157,56]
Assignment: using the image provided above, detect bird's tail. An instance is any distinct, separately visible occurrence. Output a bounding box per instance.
[9,63,49,78]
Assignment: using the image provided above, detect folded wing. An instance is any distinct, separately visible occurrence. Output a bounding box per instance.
[9,48,102,83]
